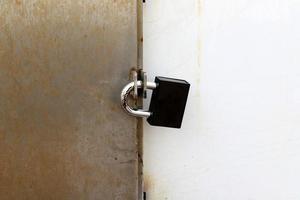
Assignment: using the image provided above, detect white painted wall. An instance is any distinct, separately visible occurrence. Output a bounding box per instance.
[143,0,300,199]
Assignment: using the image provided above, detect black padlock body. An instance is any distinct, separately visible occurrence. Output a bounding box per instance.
[147,77,190,128]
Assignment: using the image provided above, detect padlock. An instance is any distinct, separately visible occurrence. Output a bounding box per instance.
[121,76,190,128]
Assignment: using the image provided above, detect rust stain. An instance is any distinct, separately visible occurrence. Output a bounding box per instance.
[144,174,155,191]
[144,174,170,199]
[15,0,21,5]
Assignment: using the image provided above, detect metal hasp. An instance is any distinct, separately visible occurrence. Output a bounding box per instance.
[121,76,190,129]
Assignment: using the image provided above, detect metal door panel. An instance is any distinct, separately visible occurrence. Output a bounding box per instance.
[0,1,140,199]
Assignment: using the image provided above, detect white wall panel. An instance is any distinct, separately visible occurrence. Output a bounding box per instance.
[144,0,300,199]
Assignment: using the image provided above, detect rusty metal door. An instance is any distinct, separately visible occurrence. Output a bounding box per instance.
[0,1,142,199]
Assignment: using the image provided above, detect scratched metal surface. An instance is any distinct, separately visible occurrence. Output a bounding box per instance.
[0,0,139,199]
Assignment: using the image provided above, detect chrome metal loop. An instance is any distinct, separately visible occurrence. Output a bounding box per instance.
[121,81,157,117]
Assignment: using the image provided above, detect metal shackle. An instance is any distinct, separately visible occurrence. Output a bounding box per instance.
[121,80,157,117]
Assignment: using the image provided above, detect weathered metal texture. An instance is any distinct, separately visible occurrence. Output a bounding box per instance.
[0,0,139,199]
